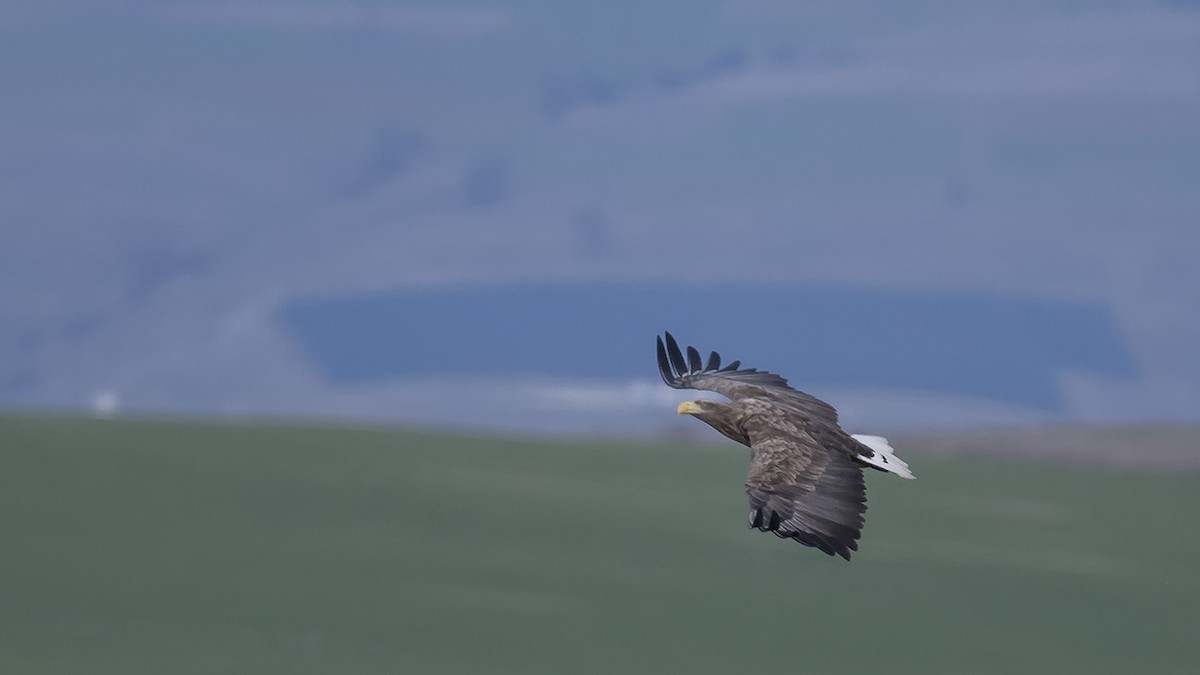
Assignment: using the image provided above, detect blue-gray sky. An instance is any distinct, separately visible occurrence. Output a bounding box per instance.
[2,1,1199,432]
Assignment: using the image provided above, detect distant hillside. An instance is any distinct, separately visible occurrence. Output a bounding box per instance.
[2,413,1198,674]
[893,425,1200,471]
[4,2,1199,429]
[281,282,1134,411]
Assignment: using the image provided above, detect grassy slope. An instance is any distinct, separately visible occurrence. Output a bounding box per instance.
[2,414,1198,674]
[894,425,1200,471]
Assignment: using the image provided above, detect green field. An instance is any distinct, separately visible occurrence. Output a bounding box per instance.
[2,413,1198,674]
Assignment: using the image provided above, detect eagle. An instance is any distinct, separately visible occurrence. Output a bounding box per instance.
[657,331,914,560]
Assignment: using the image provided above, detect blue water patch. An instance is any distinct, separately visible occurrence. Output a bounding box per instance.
[279,283,1135,410]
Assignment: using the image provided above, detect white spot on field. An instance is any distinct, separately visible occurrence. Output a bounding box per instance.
[91,390,121,418]
[535,379,723,411]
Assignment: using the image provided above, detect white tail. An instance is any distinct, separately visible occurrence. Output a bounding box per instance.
[851,434,916,479]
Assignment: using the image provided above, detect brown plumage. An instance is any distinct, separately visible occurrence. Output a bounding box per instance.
[657,331,913,560]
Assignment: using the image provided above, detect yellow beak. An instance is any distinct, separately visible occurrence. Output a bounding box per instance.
[677,401,702,415]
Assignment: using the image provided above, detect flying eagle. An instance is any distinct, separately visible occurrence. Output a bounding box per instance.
[657,331,914,560]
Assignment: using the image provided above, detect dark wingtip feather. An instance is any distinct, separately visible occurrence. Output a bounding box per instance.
[749,509,764,529]
[656,336,677,387]
[723,360,741,371]
[705,351,721,372]
[664,332,689,377]
[686,346,702,373]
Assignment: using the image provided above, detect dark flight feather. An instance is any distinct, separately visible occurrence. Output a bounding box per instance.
[664,332,689,379]
[705,351,721,372]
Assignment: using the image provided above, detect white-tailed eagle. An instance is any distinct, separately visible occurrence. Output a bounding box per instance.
[658,331,914,560]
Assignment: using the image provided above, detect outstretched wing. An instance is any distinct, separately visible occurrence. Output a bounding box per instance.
[656,331,839,426]
[744,427,867,560]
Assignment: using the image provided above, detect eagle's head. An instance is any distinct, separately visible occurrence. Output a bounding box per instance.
[677,399,748,446]
[677,400,722,417]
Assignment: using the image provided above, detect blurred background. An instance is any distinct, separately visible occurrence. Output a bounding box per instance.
[4,0,1199,435]
[3,2,1200,673]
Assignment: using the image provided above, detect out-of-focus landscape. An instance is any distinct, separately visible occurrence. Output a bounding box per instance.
[3,1,1200,672]
[3,0,1200,432]
[4,413,1199,674]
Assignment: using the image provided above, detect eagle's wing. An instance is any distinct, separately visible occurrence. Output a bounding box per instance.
[744,427,867,560]
[656,332,839,426]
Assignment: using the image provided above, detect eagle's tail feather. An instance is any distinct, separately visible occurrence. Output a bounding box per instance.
[851,434,915,479]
